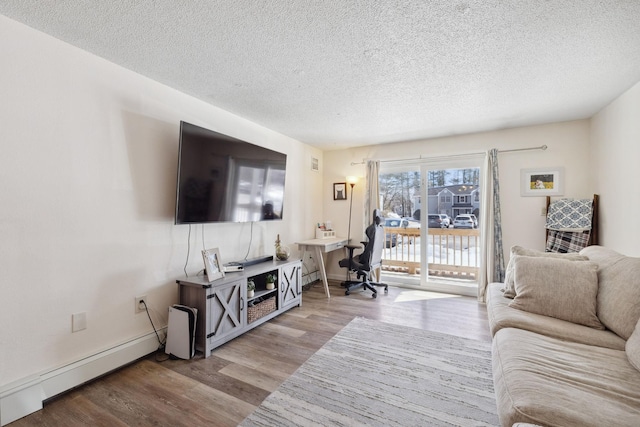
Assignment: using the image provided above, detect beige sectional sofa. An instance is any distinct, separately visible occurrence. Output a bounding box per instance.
[487,245,640,427]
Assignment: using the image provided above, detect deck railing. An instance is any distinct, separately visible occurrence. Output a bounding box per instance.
[382,227,480,280]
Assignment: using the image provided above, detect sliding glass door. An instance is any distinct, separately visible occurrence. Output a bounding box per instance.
[379,156,483,296]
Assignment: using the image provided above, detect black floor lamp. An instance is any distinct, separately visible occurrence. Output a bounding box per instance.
[343,176,359,285]
[346,176,358,243]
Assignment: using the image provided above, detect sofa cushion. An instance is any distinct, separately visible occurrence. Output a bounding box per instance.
[486,283,625,349]
[508,256,603,329]
[492,328,640,427]
[627,318,640,372]
[580,245,640,340]
[502,246,588,298]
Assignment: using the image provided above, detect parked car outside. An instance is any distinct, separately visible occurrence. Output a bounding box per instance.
[384,218,408,228]
[428,214,450,228]
[383,218,407,247]
[401,217,421,228]
[453,214,477,229]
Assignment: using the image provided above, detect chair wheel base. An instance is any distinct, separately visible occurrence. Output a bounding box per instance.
[341,279,388,298]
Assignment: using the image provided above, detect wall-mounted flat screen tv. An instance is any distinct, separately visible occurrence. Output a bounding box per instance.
[175,121,286,224]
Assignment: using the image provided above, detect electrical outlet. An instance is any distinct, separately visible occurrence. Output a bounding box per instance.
[135,295,147,314]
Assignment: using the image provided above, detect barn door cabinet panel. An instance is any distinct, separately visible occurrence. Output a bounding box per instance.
[208,279,244,346]
[280,262,302,309]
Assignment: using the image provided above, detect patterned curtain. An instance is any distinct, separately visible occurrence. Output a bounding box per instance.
[490,149,506,283]
[478,149,505,302]
[365,160,380,229]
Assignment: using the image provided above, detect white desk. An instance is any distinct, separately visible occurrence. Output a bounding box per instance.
[297,237,348,298]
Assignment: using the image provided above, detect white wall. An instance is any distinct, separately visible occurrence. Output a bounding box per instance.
[0,15,322,392]
[322,120,593,278]
[590,81,640,256]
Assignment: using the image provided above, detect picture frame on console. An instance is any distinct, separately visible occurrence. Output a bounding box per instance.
[520,167,564,197]
[202,248,224,282]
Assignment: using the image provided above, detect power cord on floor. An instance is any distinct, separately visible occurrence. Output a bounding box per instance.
[141,300,170,362]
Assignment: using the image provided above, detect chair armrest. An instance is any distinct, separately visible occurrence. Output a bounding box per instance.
[343,244,362,260]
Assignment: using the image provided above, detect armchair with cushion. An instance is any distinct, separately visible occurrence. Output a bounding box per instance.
[338,209,389,298]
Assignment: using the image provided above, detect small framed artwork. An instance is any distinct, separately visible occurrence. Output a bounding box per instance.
[521,167,564,197]
[202,248,225,282]
[333,182,347,200]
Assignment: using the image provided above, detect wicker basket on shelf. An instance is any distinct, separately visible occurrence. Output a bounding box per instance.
[247,297,276,323]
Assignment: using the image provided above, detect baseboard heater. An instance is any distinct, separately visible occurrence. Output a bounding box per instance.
[0,330,163,426]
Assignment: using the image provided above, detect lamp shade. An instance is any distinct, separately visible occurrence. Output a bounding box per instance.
[346,176,358,186]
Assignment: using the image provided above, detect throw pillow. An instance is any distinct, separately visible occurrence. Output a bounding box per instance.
[502,246,588,298]
[626,317,640,372]
[508,256,604,329]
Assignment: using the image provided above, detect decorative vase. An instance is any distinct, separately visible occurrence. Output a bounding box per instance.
[275,234,290,260]
[266,282,275,290]
[247,289,255,298]
[276,244,290,261]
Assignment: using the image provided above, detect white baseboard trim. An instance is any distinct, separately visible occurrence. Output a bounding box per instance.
[0,330,164,426]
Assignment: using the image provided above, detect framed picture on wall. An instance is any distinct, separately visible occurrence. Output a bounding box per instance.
[521,167,564,197]
[202,248,225,282]
[333,182,347,200]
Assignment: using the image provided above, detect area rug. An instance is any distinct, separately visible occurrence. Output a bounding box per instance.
[240,317,498,426]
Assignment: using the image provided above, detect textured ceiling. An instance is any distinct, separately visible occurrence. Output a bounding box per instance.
[2,1,640,150]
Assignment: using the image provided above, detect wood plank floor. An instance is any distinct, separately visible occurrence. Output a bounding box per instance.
[10,282,490,427]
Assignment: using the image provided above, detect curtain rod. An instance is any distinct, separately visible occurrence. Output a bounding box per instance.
[350,144,547,166]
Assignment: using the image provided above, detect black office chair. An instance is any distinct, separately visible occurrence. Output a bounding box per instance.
[339,209,389,298]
